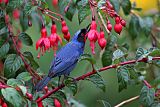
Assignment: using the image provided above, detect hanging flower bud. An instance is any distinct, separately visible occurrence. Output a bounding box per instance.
[115,17,120,24]
[4,0,9,5]
[44,86,49,93]
[2,102,8,107]
[64,32,70,42]
[90,19,97,30]
[54,98,62,107]
[121,19,126,27]
[98,38,107,49]
[114,23,122,35]
[13,9,20,20]
[52,0,58,7]
[51,21,57,34]
[107,21,112,32]
[62,26,69,35]
[26,93,33,100]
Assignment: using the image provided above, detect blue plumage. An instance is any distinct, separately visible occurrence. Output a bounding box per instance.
[35,29,87,91]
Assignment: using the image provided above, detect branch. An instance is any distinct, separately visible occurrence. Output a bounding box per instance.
[10,35,41,80]
[37,57,160,103]
[98,12,110,34]
[114,96,139,107]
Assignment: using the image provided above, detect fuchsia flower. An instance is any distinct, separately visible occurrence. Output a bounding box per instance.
[49,21,62,56]
[36,26,50,58]
[87,19,99,54]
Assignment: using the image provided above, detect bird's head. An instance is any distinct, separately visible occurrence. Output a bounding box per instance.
[71,26,90,43]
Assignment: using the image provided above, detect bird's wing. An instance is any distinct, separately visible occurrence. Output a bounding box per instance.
[48,43,80,77]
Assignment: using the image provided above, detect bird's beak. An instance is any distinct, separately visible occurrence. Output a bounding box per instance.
[84,24,90,42]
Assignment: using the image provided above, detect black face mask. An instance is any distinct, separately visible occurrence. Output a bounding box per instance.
[77,29,87,43]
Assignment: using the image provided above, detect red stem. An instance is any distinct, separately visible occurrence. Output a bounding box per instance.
[36,57,160,103]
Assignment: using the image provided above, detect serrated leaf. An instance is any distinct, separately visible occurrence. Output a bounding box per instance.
[77,0,90,24]
[23,2,37,16]
[112,49,126,64]
[139,86,155,106]
[64,78,77,95]
[42,98,54,107]
[16,72,32,82]
[18,32,33,46]
[7,0,23,11]
[18,85,27,96]
[121,0,131,15]
[148,48,160,57]
[151,102,160,107]
[87,74,106,92]
[54,91,67,100]
[0,26,8,36]
[117,66,129,92]
[1,88,23,107]
[4,54,22,73]
[0,42,10,59]
[79,54,96,64]
[7,78,24,87]
[136,47,148,60]
[23,51,39,69]
[129,15,141,39]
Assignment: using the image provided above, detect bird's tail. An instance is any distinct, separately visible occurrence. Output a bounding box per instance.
[35,76,51,91]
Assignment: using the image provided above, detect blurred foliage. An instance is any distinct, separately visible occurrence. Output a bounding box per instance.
[0,0,160,107]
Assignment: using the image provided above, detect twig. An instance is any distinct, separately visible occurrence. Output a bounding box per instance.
[37,7,61,21]
[37,57,160,103]
[114,96,139,107]
[98,12,110,34]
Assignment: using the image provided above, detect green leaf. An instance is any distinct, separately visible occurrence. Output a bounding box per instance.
[102,35,117,67]
[7,0,23,11]
[16,72,32,82]
[151,102,160,107]
[77,0,90,24]
[112,49,126,64]
[18,32,33,46]
[23,51,39,69]
[87,73,106,92]
[117,66,130,92]
[102,49,112,67]
[148,48,160,57]
[18,85,27,96]
[136,47,148,60]
[121,0,131,15]
[64,78,77,95]
[139,86,155,106]
[99,100,111,107]
[54,91,67,100]
[20,12,29,32]
[7,78,24,87]
[110,0,120,12]
[1,88,23,107]
[129,15,141,39]
[42,98,54,107]
[59,0,77,21]
[0,26,8,36]
[0,42,10,59]
[79,54,96,64]
[139,17,153,37]
[23,2,37,16]
[4,54,22,73]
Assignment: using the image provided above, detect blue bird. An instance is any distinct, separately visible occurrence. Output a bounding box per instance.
[35,28,88,91]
